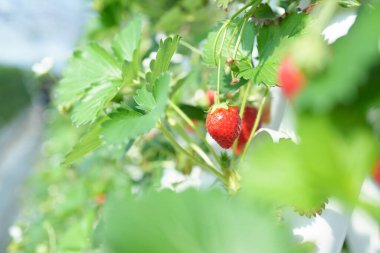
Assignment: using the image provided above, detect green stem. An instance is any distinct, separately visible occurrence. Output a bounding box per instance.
[216,57,222,104]
[229,0,257,21]
[241,86,270,159]
[180,40,202,55]
[168,100,220,163]
[230,81,252,166]
[158,123,227,184]
[212,0,258,65]
[226,23,240,59]
[213,21,230,65]
[215,26,228,104]
[43,222,56,253]
[239,81,252,118]
[233,17,248,59]
[172,121,218,170]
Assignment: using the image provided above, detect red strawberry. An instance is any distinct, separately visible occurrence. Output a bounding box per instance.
[278,56,305,99]
[206,104,241,149]
[373,160,380,185]
[236,106,261,155]
[207,89,215,106]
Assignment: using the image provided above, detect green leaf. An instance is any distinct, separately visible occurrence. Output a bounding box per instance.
[102,72,171,144]
[202,20,255,67]
[237,13,306,86]
[59,210,95,250]
[71,81,121,126]
[178,104,206,121]
[64,119,105,165]
[134,86,156,112]
[112,16,142,62]
[56,43,121,105]
[278,0,301,11]
[240,116,377,211]
[252,3,277,19]
[237,58,278,85]
[121,51,139,86]
[339,0,360,8]
[146,36,181,83]
[257,13,307,62]
[297,3,380,112]
[155,7,186,33]
[241,21,255,56]
[208,67,248,93]
[101,190,307,253]
[180,0,203,11]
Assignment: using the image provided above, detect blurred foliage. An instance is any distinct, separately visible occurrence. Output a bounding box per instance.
[8,0,380,252]
[89,0,225,44]
[8,107,165,252]
[0,67,32,127]
[100,190,308,253]
[297,3,380,112]
[240,116,377,211]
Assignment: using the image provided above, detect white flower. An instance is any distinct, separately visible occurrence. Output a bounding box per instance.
[8,225,22,243]
[32,56,54,76]
[160,166,216,192]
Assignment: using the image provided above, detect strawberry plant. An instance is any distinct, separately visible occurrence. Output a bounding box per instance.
[8,0,380,252]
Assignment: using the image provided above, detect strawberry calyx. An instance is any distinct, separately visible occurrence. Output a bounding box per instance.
[208,102,230,114]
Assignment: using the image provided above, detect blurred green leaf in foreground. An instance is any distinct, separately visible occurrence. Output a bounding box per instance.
[100,190,308,253]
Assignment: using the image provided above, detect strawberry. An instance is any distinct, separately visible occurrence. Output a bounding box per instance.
[207,89,215,106]
[236,106,261,155]
[278,55,305,100]
[206,104,241,149]
[373,160,380,185]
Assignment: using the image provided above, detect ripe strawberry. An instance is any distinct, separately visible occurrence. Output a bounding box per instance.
[236,106,261,155]
[373,160,380,185]
[278,56,305,99]
[206,104,241,149]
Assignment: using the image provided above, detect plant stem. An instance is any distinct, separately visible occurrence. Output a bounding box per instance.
[239,81,252,118]
[158,123,227,184]
[168,100,220,162]
[180,40,202,55]
[229,0,257,21]
[226,23,240,59]
[212,0,258,65]
[171,120,218,170]
[216,57,222,104]
[241,86,270,159]
[213,21,230,65]
[233,17,248,59]
[230,81,252,166]
[215,24,229,104]
[43,222,56,253]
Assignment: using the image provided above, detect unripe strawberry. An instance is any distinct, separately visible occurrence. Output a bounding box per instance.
[278,56,305,99]
[236,106,261,155]
[206,104,241,149]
